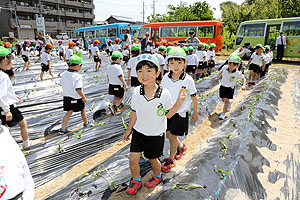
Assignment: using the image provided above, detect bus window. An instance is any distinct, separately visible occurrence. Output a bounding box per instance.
[85,30,95,39]
[139,27,151,38]
[108,28,117,37]
[161,27,177,37]
[198,26,214,38]
[282,21,300,36]
[178,27,196,37]
[237,23,265,37]
[96,29,107,38]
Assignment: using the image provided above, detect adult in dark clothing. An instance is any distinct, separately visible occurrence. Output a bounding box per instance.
[141,32,150,53]
[275,31,286,62]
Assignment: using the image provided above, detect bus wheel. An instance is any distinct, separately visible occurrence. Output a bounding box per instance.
[101,44,107,51]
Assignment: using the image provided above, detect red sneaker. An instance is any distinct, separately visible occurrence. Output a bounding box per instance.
[161,158,176,173]
[144,174,163,188]
[175,144,187,160]
[126,179,142,195]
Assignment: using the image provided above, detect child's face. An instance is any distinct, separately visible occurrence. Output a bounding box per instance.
[228,62,239,71]
[73,64,82,72]
[168,59,186,74]
[160,50,166,55]
[201,47,205,50]
[256,48,262,54]
[137,65,159,86]
[1,56,13,70]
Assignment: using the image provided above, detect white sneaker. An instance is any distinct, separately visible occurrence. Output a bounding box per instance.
[219,113,225,120]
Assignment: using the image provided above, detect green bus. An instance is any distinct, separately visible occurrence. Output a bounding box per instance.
[235,17,300,58]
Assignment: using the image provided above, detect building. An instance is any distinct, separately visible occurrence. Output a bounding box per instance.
[106,15,144,25]
[0,0,95,40]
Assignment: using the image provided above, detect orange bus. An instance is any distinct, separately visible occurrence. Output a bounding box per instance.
[138,21,223,51]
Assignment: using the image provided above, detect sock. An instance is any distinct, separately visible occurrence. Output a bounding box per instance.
[23,139,30,148]
[179,143,184,148]
[153,172,162,178]
[133,176,141,182]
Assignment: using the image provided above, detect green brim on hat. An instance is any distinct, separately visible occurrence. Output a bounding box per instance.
[158,45,167,51]
[69,55,83,65]
[168,47,186,60]
[111,51,123,59]
[0,46,11,57]
[131,44,141,51]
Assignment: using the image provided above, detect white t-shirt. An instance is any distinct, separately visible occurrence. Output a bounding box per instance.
[269,51,273,61]
[127,57,138,77]
[41,46,45,53]
[146,45,153,52]
[250,52,265,67]
[231,48,247,58]
[112,44,121,52]
[21,47,29,57]
[131,85,173,136]
[91,46,99,56]
[40,52,50,65]
[108,45,113,52]
[73,46,80,54]
[164,57,168,70]
[60,70,83,99]
[107,63,124,86]
[154,53,165,70]
[88,44,93,50]
[207,50,215,61]
[35,40,40,47]
[161,72,197,116]
[221,65,244,88]
[0,71,19,112]
[122,49,129,57]
[195,50,207,62]
[65,48,73,60]
[58,44,64,53]
[264,53,271,64]
[0,125,35,200]
[186,54,198,66]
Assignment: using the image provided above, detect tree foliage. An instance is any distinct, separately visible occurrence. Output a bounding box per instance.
[147,1,214,23]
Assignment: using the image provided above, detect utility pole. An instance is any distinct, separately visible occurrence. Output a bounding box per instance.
[152,0,157,16]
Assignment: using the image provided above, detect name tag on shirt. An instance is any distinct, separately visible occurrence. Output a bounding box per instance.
[71,100,77,104]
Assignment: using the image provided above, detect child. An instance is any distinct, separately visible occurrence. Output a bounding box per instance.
[59,55,88,133]
[246,44,265,86]
[64,41,75,65]
[39,44,55,80]
[40,41,45,54]
[207,43,216,76]
[186,46,198,79]
[154,45,167,80]
[112,38,122,52]
[122,44,130,68]
[91,40,101,71]
[58,40,64,60]
[195,43,207,79]
[22,40,31,70]
[122,54,188,195]
[214,55,246,120]
[0,46,30,149]
[3,42,15,80]
[107,51,129,114]
[106,40,113,56]
[127,44,141,87]
[74,41,81,54]
[261,46,270,78]
[88,39,93,58]
[146,40,153,54]
[161,47,198,172]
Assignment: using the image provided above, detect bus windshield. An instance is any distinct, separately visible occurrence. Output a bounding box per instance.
[238,23,266,37]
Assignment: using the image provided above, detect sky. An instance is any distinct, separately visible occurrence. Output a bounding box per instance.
[94,0,245,22]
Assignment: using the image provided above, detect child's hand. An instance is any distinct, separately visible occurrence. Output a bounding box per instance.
[192,112,199,124]
[83,97,87,103]
[213,78,218,83]
[241,86,246,91]
[5,112,12,121]
[122,129,132,142]
[177,86,187,104]
[16,96,22,103]
[125,85,129,92]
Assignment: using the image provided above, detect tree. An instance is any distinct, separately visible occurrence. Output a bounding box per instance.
[279,0,300,18]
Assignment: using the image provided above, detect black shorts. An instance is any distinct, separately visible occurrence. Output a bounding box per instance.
[89,49,92,53]
[36,46,41,52]
[203,61,208,69]
[131,77,141,87]
[4,69,14,78]
[59,52,64,57]
[249,63,260,73]
[0,105,24,127]
[108,84,125,98]
[41,63,49,72]
[22,55,29,62]
[198,61,205,69]
[63,96,85,112]
[130,129,165,159]
[208,60,215,68]
[163,70,168,75]
[93,55,100,62]
[186,65,196,73]
[123,56,129,62]
[219,85,234,99]
[167,112,188,136]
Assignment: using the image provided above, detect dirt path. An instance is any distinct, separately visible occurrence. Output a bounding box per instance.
[109,87,251,200]
[257,69,300,200]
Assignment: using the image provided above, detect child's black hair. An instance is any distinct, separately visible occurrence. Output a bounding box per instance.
[131,50,140,57]
[0,53,13,63]
[167,57,185,63]
[22,43,27,51]
[111,56,119,61]
[69,63,79,67]
[136,60,158,72]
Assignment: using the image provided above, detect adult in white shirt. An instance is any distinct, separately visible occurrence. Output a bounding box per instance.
[275,31,286,62]
[0,125,34,200]
[123,29,132,47]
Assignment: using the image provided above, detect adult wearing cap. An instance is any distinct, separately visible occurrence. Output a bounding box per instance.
[0,125,35,200]
[275,31,286,62]
[0,46,31,149]
[185,30,201,50]
[141,32,150,53]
